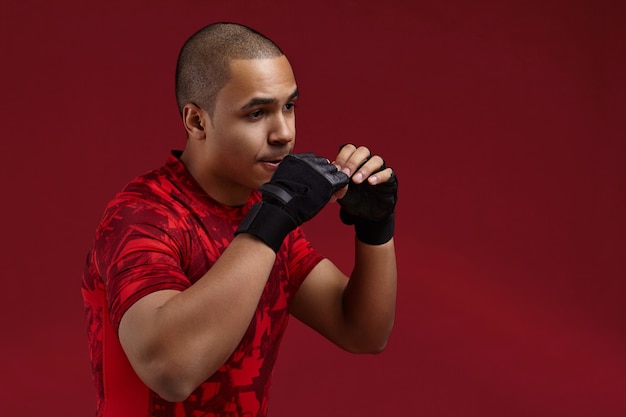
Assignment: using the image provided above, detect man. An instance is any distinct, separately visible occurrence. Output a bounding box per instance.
[82,22,398,417]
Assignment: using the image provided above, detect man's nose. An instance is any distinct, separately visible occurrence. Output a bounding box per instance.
[268,113,294,145]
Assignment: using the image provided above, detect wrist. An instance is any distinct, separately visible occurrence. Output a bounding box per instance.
[341,210,395,245]
[235,202,297,253]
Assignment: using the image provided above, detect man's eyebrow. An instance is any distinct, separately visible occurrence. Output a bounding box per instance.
[241,88,299,110]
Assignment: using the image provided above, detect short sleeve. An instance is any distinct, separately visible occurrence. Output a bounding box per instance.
[93,201,191,329]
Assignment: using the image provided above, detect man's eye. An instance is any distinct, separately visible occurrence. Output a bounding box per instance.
[248,110,264,119]
[283,103,296,111]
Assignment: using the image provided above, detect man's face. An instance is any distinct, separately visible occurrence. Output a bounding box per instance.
[200,56,298,205]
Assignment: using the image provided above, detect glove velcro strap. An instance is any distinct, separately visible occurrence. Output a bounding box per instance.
[235,202,298,253]
[341,210,395,245]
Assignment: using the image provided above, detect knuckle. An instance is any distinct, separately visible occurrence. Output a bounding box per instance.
[371,155,384,165]
[341,143,357,154]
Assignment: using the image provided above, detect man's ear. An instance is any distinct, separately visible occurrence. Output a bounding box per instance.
[182,103,209,139]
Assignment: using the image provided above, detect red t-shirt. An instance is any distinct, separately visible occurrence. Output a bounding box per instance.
[82,152,324,417]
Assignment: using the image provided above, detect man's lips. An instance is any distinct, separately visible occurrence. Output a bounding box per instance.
[259,155,286,165]
[258,157,284,170]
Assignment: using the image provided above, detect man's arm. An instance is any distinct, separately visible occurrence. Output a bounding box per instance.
[289,240,397,353]
[117,154,349,402]
[118,233,276,402]
[289,144,398,352]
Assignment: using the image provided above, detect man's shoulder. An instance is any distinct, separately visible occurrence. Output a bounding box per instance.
[94,162,189,231]
[108,151,186,204]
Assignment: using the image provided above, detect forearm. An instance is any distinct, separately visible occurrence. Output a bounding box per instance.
[119,233,276,401]
[342,237,397,353]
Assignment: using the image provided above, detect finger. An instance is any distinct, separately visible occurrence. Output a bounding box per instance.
[333,143,357,171]
[352,154,385,184]
[367,167,394,185]
[339,146,371,178]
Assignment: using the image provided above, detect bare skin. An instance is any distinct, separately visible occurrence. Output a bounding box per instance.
[118,56,397,402]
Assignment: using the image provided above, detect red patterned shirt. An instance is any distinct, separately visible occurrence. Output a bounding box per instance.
[82,151,324,417]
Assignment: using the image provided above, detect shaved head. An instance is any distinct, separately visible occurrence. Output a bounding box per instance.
[175,22,284,117]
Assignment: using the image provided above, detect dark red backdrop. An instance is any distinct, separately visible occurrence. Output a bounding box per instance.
[2,0,625,416]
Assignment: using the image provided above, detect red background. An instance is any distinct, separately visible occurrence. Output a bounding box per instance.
[1,0,625,415]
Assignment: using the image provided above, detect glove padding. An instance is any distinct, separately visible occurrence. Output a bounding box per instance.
[339,164,398,245]
[236,153,350,252]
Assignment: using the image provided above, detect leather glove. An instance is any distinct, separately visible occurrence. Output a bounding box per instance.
[338,162,398,245]
[236,153,350,252]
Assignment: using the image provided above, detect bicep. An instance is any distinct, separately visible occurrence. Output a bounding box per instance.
[289,259,350,346]
[118,289,180,366]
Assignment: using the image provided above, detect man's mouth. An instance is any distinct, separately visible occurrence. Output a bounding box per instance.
[259,157,284,169]
[260,155,286,164]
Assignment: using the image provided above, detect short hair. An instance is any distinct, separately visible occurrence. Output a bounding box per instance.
[175,22,284,117]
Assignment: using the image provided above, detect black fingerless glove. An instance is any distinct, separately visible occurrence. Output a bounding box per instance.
[236,153,350,252]
[338,165,398,245]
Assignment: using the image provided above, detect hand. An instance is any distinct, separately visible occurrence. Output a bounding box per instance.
[236,153,349,252]
[334,144,398,245]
